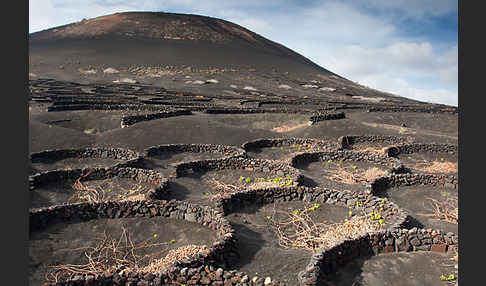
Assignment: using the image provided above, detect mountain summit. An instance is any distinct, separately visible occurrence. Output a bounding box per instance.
[29,11,443,106]
[30,12,334,75]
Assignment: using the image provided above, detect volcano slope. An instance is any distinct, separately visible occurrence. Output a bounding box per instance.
[29,12,459,286]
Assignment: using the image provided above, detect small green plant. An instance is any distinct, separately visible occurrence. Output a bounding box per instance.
[293,209,300,215]
[239,176,245,182]
[366,211,385,226]
[83,128,96,134]
[308,203,321,211]
[169,239,177,244]
[368,212,385,225]
[245,177,251,183]
[440,274,456,281]
[153,234,158,239]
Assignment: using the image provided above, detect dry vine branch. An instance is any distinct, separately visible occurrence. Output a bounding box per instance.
[69,171,150,203]
[70,181,106,203]
[266,204,383,252]
[204,177,242,200]
[45,227,172,283]
[421,196,458,224]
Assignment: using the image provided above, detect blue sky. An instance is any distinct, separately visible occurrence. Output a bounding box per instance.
[29,0,458,106]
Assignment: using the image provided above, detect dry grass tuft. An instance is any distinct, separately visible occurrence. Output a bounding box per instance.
[138,245,210,273]
[272,122,309,133]
[361,167,388,182]
[248,181,282,190]
[350,145,388,155]
[414,160,457,174]
[317,216,380,249]
[326,165,387,185]
[327,167,358,185]
[120,194,146,202]
[273,142,325,154]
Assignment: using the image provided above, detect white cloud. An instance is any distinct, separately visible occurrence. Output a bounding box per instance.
[358,74,458,106]
[322,41,457,80]
[319,41,458,106]
[29,0,57,32]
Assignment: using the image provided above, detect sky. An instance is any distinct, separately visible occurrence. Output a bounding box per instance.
[29,0,458,106]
